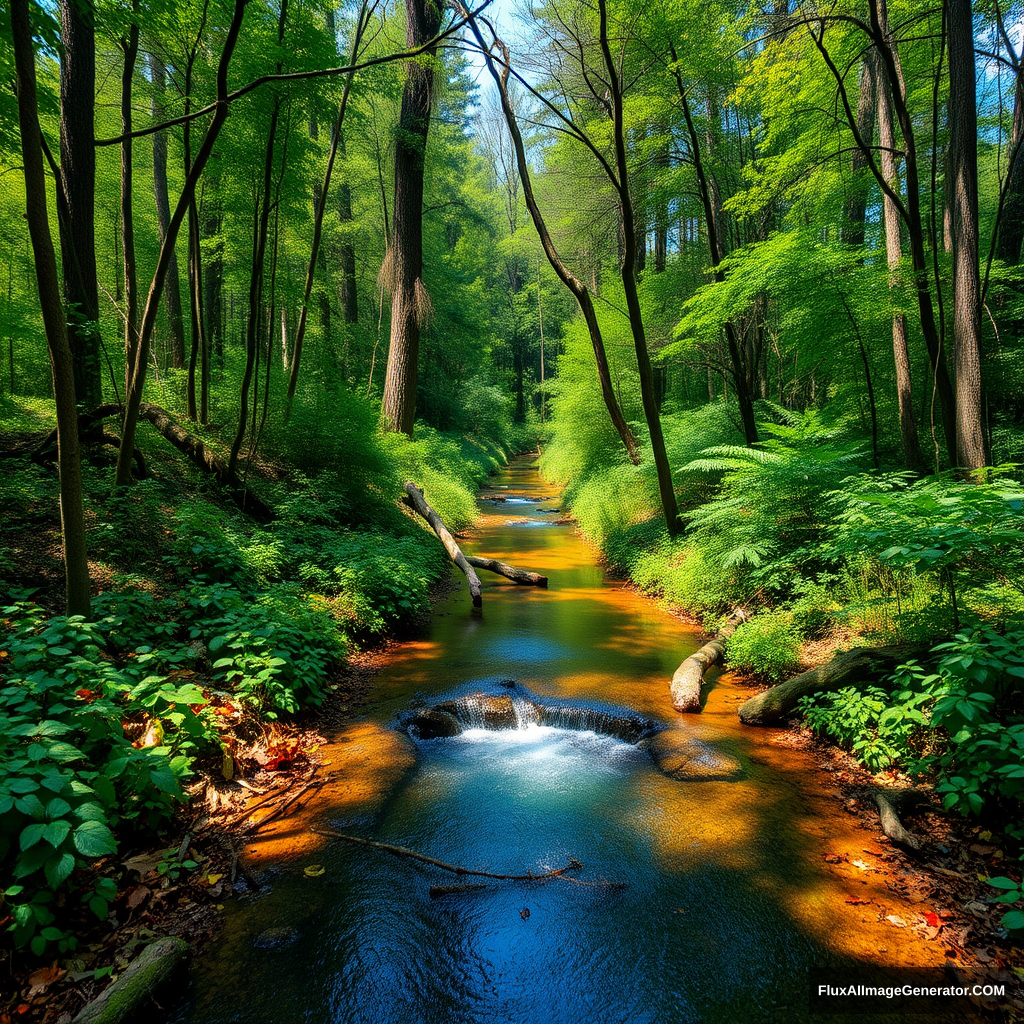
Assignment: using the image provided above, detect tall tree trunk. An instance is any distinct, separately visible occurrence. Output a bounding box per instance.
[12,0,91,616]
[653,131,668,273]
[203,202,224,366]
[381,0,442,436]
[876,50,924,471]
[599,0,679,534]
[229,68,285,470]
[339,133,359,324]
[946,0,987,470]
[843,58,877,246]
[120,11,140,405]
[58,0,102,407]
[870,0,957,464]
[151,53,187,369]
[116,0,247,486]
[673,62,759,446]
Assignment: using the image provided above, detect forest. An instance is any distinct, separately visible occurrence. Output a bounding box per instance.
[1,0,1024,1019]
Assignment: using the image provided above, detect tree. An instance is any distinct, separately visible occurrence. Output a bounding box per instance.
[11,0,91,616]
[946,0,987,470]
[58,0,102,407]
[380,0,443,436]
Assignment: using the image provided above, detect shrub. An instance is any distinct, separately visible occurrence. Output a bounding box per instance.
[726,610,803,682]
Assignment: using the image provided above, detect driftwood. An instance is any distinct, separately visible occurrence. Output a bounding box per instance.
[466,555,547,588]
[312,826,582,881]
[671,607,746,713]
[403,481,483,606]
[72,937,189,1024]
[737,644,929,725]
[873,789,928,853]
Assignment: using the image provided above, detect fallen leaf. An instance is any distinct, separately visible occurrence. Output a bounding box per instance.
[204,873,224,886]
[975,949,994,964]
[823,852,847,864]
[922,912,941,929]
[971,844,997,856]
[845,895,872,905]
[303,865,325,878]
[126,886,150,909]
[519,907,530,920]
[122,852,163,878]
[852,859,874,872]
[886,914,907,927]
[26,966,64,997]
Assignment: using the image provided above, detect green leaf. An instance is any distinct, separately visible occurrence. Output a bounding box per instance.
[45,797,71,820]
[42,820,71,847]
[1001,910,1024,932]
[45,851,76,888]
[73,821,118,858]
[19,823,47,851]
[149,767,181,795]
[15,793,45,818]
[88,895,109,920]
[987,876,1022,890]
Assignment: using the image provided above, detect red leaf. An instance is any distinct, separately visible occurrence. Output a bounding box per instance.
[922,911,941,929]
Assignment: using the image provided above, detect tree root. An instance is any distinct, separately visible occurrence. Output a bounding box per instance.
[873,789,929,853]
[671,607,746,713]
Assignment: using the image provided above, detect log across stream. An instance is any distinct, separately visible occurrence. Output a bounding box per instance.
[171,455,965,1024]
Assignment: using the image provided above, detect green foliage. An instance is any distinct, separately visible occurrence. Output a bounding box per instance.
[726,610,803,683]
[799,627,1024,849]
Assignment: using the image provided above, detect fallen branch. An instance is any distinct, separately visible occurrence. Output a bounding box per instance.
[312,826,581,881]
[737,644,930,725]
[403,481,483,606]
[245,774,323,834]
[671,607,746,713]
[466,555,547,588]
[873,789,928,853]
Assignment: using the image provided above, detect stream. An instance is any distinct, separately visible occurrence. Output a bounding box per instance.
[171,455,960,1023]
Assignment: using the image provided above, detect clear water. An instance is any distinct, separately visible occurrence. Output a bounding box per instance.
[171,457,963,1024]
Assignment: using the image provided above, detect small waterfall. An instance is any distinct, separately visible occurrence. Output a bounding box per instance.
[458,699,486,730]
[509,690,540,728]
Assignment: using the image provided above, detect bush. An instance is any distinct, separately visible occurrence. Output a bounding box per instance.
[726,610,803,682]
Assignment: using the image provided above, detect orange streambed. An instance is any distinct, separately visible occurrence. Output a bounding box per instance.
[179,455,976,1024]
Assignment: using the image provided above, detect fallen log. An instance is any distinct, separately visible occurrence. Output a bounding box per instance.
[671,608,746,713]
[738,643,929,725]
[403,481,483,606]
[311,826,581,881]
[873,789,927,853]
[32,402,272,520]
[72,937,189,1024]
[466,555,547,588]
[137,403,273,521]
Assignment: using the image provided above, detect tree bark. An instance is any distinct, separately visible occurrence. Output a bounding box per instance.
[946,0,988,471]
[403,482,483,606]
[151,53,187,370]
[381,0,442,436]
[339,135,359,324]
[465,555,547,587]
[842,58,877,246]
[58,0,102,408]
[12,0,91,617]
[875,49,924,472]
[120,14,140,403]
